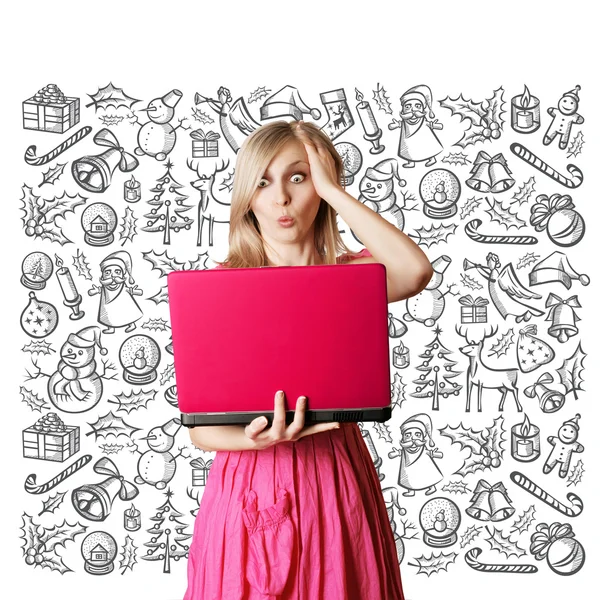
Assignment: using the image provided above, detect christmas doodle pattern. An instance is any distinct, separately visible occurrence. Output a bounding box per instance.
[15,81,591,587]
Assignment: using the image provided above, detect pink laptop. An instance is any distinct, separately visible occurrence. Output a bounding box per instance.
[167,263,392,427]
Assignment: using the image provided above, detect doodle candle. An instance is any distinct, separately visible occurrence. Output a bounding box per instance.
[511,85,540,133]
[393,341,410,368]
[54,254,84,320]
[124,174,141,202]
[511,414,540,462]
[354,88,384,154]
[124,503,141,531]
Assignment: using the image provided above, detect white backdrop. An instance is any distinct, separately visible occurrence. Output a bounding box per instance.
[2,2,599,600]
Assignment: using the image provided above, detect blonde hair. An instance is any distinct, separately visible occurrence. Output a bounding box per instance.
[215,120,355,268]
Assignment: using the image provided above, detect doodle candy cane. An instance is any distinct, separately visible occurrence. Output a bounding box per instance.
[510,471,584,517]
[465,547,538,573]
[24,454,92,494]
[510,143,583,189]
[24,126,92,166]
[465,219,538,244]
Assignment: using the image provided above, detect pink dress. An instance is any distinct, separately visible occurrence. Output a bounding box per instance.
[184,249,406,600]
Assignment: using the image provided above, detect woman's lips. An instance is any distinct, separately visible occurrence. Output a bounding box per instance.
[278,217,294,227]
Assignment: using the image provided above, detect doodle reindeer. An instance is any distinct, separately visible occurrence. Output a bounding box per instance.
[187,158,231,247]
[456,324,522,412]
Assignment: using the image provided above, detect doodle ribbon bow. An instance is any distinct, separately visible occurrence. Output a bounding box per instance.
[466,151,515,193]
[72,456,139,521]
[523,371,566,413]
[530,522,576,559]
[72,128,139,193]
[545,293,581,343]
[465,479,515,521]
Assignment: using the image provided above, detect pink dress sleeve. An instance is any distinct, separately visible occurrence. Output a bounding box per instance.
[336,248,372,264]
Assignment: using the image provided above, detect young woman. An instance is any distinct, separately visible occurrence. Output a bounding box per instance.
[184,120,433,600]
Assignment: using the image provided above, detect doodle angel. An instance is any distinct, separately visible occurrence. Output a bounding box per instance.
[46,326,114,413]
[88,251,143,334]
[464,252,544,323]
[389,414,444,497]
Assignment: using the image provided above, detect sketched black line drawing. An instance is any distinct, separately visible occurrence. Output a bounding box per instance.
[20,292,59,338]
[23,84,80,134]
[530,522,585,575]
[465,547,538,573]
[510,143,583,189]
[24,126,92,166]
[21,252,53,289]
[511,85,541,134]
[24,454,92,494]
[543,414,584,478]
[530,193,585,247]
[510,472,583,517]
[464,218,538,244]
[465,152,514,193]
[543,86,584,150]
[354,88,384,154]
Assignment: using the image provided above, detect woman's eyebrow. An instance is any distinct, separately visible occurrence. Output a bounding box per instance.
[263,160,308,175]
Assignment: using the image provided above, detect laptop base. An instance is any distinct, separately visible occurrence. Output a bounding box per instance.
[181,406,392,428]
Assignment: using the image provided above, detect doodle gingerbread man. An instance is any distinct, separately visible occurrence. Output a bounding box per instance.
[543,413,584,478]
[543,85,584,150]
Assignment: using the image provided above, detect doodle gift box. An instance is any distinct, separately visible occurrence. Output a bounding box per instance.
[22,413,80,462]
[22,83,80,133]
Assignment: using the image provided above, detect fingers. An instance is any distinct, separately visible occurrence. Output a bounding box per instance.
[245,416,268,440]
[298,421,341,440]
[271,390,287,435]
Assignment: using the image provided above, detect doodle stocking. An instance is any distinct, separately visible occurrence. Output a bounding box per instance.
[319,88,354,140]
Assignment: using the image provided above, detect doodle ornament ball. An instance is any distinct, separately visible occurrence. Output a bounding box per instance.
[119,335,161,384]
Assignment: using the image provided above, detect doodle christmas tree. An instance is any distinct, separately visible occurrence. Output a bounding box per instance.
[142,160,194,245]
[142,488,192,573]
[410,325,462,410]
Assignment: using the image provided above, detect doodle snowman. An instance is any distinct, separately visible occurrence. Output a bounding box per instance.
[404,256,453,327]
[134,90,183,161]
[135,419,182,490]
[48,326,108,413]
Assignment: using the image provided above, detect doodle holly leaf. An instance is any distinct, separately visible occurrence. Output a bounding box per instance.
[460,271,484,291]
[119,206,138,246]
[191,106,214,124]
[510,505,536,536]
[567,130,584,158]
[87,411,143,440]
[20,386,49,412]
[408,222,458,247]
[20,185,42,224]
[441,479,470,494]
[485,87,506,129]
[373,420,393,444]
[38,519,88,554]
[372,83,393,115]
[456,125,488,148]
[38,491,67,517]
[511,176,536,204]
[567,459,584,487]
[142,317,170,332]
[460,196,484,220]
[442,152,470,166]
[119,535,139,575]
[517,252,540,270]
[160,362,176,386]
[149,285,170,305]
[39,221,72,245]
[391,372,407,410]
[42,191,88,224]
[407,551,458,576]
[40,162,67,187]
[22,340,55,356]
[248,86,270,103]
[485,197,526,230]
[20,513,40,554]
[485,525,526,559]
[487,328,514,358]
[143,249,187,278]
[556,340,586,400]
[99,442,128,455]
[456,454,487,477]
[439,94,486,125]
[108,389,157,413]
[187,253,211,271]
[73,249,93,280]
[86,82,140,111]
[459,524,483,548]
[485,416,506,456]
[439,421,487,453]
[99,114,125,126]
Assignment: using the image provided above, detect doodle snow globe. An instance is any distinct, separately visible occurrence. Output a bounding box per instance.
[419,497,461,547]
[81,203,118,246]
[81,531,118,574]
[119,334,161,384]
[419,169,461,218]
[21,252,53,289]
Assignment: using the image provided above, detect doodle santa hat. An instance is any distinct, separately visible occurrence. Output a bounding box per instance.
[101,250,135,284]
[260,85,321,121]
[563,414,581,431]
[401,413,434,440]
[562,85,581,102]
[529,251,589,290]
[400,84,435,119]
[365,157,405,184]
[67,326,108,355]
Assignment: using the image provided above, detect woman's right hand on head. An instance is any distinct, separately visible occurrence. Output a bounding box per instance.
[244,390,340,449]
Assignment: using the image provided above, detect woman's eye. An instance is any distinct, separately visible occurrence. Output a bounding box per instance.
[291,173,305,183]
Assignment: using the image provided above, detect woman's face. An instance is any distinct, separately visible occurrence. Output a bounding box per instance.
[249,138,323,251]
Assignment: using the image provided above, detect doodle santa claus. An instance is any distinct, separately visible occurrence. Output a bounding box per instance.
[397,413,444,497]
[89,250,143,334]
[391,84,444,167]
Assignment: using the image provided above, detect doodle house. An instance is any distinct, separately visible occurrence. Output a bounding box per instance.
[90,215,109,233]
[22,83,80,133]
